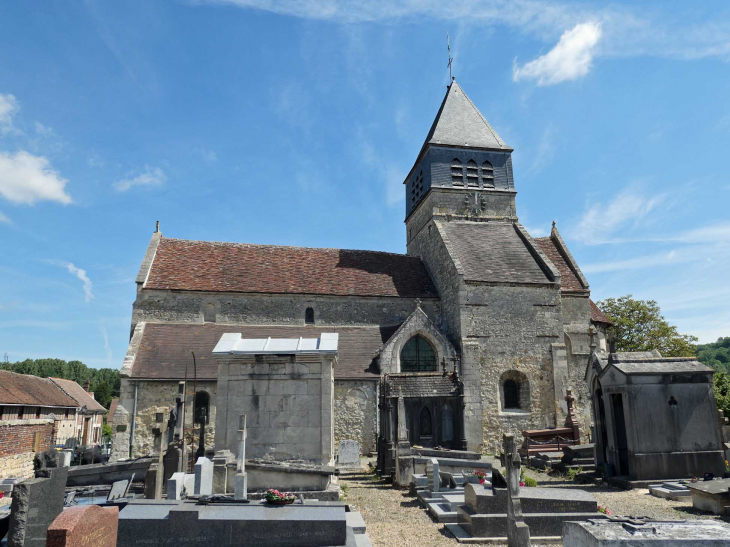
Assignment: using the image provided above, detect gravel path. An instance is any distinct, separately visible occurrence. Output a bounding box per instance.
[340,458,729,547]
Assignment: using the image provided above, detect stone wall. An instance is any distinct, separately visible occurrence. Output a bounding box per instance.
[0,420,53,480]
[132,290,441,333]
[116,379,217,458]
[334,380,377,455]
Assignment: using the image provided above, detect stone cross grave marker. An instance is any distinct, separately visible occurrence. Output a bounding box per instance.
[46,505,119,547]
[107,479,129,501]
[8,451,69,547]
[503,434,531,547]
[337,440,360,466]
[193,457,213,496]
[235,415,247,500]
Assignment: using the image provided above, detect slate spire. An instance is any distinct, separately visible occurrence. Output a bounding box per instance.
[422,80,512,152]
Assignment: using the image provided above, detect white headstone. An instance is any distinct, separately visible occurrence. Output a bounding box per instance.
[427,458,440,492]
[194,457,213,496]
[167,472,185,500]
[234,473,247,500]
[337,440,360,466]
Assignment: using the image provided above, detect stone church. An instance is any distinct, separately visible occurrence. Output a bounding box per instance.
[111,80,611,461]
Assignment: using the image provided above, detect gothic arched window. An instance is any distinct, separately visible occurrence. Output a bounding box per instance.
[451,159,463,186]
[305,307,315,325]
[419,406,433,437]
[401,335,437,372]
[482,161,494,187]
[466,160,479,187]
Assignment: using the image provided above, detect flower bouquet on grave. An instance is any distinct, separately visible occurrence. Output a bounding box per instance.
[597,506,612,516]
[474,470,488,485]
[264,489,296,505]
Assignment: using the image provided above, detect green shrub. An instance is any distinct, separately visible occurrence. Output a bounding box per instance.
[523,477,537,488]
[567,467,583,481]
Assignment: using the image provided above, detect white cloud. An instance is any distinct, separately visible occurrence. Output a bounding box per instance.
[0,211,10,224]
[0,151,72,205]
[195,148,217,162]
[514,22,602,85]
[114,165,166,192]
[0,93,19,133]
[101,325,112,365]
[573,186,666,244]
[55,261,94,303]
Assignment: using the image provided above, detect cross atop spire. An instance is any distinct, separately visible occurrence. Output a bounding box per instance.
[447,33,453,81]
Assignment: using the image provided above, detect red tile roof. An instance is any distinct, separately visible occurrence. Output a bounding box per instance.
[108,398,119,418]
[590,300,612,325]
[130,323,400,380]
[534,236,586,292]
[0,370,79,408]
[49,378,107,413]
[144,238,439,299]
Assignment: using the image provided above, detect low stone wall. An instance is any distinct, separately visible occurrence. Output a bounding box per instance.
[0,420,53,480]
[334,380,377,455]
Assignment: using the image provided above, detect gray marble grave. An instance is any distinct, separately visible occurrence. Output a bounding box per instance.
[563,518,730,546]
[687,478,730,515]
[117,499,350,547]
[7,452,69,547]
[107,479,130,501]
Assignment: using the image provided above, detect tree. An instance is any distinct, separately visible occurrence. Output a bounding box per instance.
[93,381,113,409]
[696,337,730,374]
[714,373,730,417]
[597,295,697,357]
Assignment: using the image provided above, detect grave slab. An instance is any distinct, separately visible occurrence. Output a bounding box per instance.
[337,441,360,467]
[107,480,129,501]
[46,505,118,547]
[687,478,730,515]
[563,518,730,546]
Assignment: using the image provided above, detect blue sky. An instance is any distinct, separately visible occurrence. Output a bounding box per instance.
[1,0,729,369]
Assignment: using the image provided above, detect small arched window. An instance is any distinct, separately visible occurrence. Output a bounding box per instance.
[194,391,210,425]
[419,406,433,437]
[401,335,437,372]
[504,380,520,409]
[305,307,315,325]
[466,160,479,187]
[482,161,494,187]
[451,159,463,186]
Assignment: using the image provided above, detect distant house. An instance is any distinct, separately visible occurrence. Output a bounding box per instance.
[49,377,106,447]
[0,370,78,479]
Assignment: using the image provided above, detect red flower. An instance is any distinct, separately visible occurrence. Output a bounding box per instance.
[0,491,4,499]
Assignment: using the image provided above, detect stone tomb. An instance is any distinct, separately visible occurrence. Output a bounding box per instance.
[447,482,605,542]
[46,505,119,547]
[649,481,692,501]
[687,478,730,515]
[193,457,213,496]
[7,457,69,547]
[117,499,367,547]
[563,518,730,546]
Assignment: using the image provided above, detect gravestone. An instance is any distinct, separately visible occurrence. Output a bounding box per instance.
[107,480,129,501]
[8,451,69,547]
[504,434,531,547]
[167,472,195,500]
[234,415,247,500]
[117,499,347,547]
[193,457,213,496]
[427,458,440,493]
[337,440,360,467]
[212,450,234,495]
[563,518,730,546]
[46,505,118,547]
[395,397,413,487]
[687,477,730,515]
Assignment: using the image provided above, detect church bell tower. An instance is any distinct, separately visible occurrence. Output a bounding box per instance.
[404,81,517,251]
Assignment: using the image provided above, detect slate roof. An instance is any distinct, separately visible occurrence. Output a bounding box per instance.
[0,370,79,408]
[129,323,400,380]
[440,221,552,284]
[49,377,107,413]
[589,300,611,325]
[143,237,439,299]
[421,81,512,153]
[386,373,461,398]
[609,357,713,376]
[534,236,586,292]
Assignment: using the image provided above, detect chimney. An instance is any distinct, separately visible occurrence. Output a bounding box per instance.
[83,379,90,392]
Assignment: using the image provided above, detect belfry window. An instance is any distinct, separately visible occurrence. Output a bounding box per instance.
[305,307,315,325]
[401,335,437,372]
[482,161,494,187]
[451,159,463,186]
[466,160,479,187]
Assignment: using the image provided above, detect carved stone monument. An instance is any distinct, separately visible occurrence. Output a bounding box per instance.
[395,396,414,487]
[234,415,247,500]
